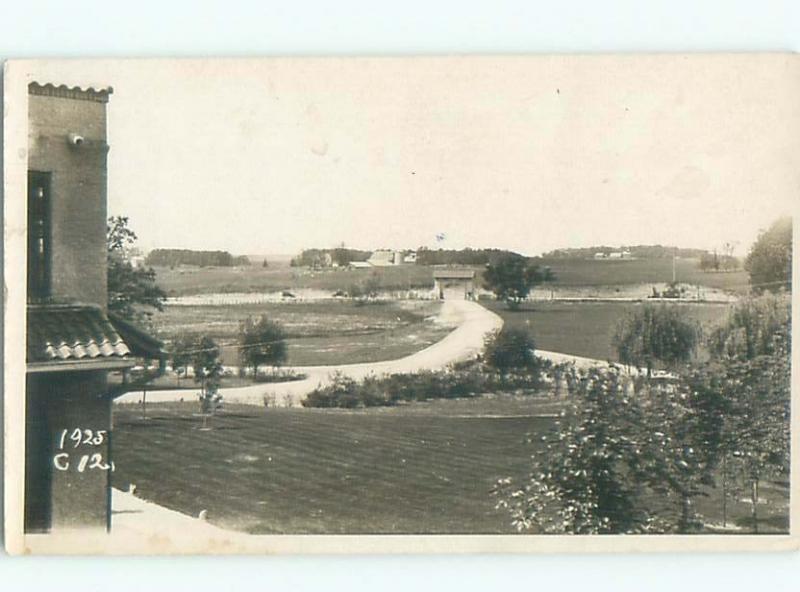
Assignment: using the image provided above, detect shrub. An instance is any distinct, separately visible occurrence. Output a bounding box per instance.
[484,328,537,372]
[302,362,548,409]
[612,305,699,375]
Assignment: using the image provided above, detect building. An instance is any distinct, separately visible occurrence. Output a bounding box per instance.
[25,82,163,533]
[432,267,476,300]
[367,249,403,266]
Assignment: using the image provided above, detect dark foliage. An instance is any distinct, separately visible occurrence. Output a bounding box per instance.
[744,216,792,292]
[302,363,547,409]
[484,328,537,372]
[483,254,554,309]
[238,315,288,375]
[146,248,250,268]
[107,216,167,323]
[612,305,699,374]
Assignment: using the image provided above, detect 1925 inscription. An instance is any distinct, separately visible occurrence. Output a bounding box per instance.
[52,428,115,473]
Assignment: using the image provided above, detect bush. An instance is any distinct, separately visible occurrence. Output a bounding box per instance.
[484,328,537,372]
[302,362,548,409]
[612,305,699,374]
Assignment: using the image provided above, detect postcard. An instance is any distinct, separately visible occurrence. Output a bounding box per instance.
[3,55,798,554]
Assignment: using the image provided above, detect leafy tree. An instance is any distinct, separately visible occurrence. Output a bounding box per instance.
[351,274,381,305]
[708,292,791,360]
[483,254,554,309]
[705,294,791,531]
[107,216,166,323]
[745,216,792,292]
[721,329,791,532]
[495,367,723,534]
[484,328,537,373]
[239,316,288,378]
[612,305,699,375]
[170,333,196,379]
[192,335,223,415]
[494,368,658,533]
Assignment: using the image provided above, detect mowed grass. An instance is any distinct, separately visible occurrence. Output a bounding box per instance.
[532,257,750,293]
[111,400,557,534]
[152,300,450,366]
[111,399,788,535]
[153,263,435,297]
[484,300,733,362]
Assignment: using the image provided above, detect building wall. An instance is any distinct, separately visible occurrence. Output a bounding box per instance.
[25,372,112,531]
[28,91,109,308]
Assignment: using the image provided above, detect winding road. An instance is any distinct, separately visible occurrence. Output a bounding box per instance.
[116,299,504,408]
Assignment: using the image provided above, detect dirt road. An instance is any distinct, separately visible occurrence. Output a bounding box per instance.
[116,299,504,408]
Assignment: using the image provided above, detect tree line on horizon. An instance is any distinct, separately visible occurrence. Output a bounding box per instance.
[145,248,251,268]
[542,244,717,260]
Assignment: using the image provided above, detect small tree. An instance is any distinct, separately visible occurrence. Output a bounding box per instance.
[351,274,381,305]
[745,216,792,292]
[239,316,288,378]
[708,292,790,361]
[494,368,657,533]
[612,305,699,375]
[706,293,791,531]
[170,333,196,381]
[483,254,553,309]
[107,216,167,323]
[484,328,536,373]
[192,335,223,415]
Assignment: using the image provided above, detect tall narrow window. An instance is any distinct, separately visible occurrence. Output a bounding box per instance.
[27,171,52,300]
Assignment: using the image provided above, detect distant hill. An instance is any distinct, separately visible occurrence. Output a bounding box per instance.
[415,247,521,266]
[542,245,710,260]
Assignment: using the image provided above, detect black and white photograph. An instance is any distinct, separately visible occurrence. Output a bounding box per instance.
[2,54,797,554]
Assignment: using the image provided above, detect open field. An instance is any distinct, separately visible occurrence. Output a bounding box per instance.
[152,256,749,298]
[153,263,435,297]
[532,257,750,293]
[484,300,733,362]
[111,400,789,534]
[151,299,451,367]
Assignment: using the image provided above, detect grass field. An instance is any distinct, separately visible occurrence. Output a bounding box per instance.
[111,399,788,534]
[152,300,450,366]
[112,399,558,534]
[153,263,435,297]
[532,257,750,293]
[153,257,750,298]
[484,300,733,362]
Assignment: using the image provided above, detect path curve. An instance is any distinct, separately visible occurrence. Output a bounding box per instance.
[116,299,503,408]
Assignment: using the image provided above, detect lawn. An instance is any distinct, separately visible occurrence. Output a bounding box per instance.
[111,399,789,535]
[484,300,733,362]
[151,299,451,366]
[111,399,558,534]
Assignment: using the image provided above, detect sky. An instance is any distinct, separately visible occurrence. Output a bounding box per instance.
[23,55,800,257]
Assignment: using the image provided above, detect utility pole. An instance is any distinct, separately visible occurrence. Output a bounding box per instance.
[672,249,677,284]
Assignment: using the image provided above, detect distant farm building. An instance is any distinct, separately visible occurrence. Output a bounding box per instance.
[368,249,404,266]
[594,249,632,260]
[403,251,417,264]
[433,267,476,300]
[349,261,372,269]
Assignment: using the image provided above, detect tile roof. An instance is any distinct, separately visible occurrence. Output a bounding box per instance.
[27,305,130,364]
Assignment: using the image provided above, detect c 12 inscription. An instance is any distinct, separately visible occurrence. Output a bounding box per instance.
[52,428,115,473]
